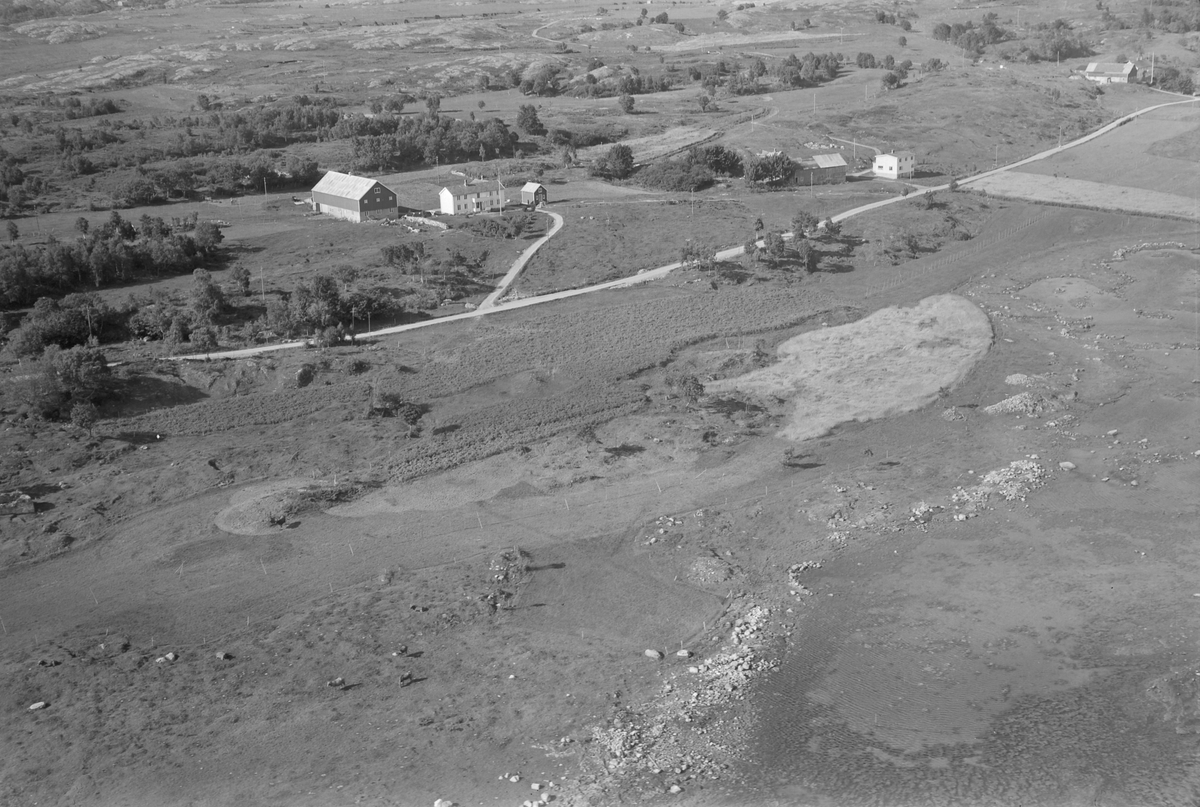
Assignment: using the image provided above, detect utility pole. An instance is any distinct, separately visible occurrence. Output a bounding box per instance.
[260,266,265,305]
[263,176,267,196]
[994,144,999,168]
[1151,52,1155,84]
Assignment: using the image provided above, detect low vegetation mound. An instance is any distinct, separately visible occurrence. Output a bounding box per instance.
[710,295,991,441]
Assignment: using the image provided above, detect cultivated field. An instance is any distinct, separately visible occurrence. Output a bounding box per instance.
[1014,103,1200,197]
[968,171,1200,221]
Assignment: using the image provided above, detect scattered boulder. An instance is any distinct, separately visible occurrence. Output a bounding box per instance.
[28,701,47,711]
[215,651,232,660]
[669,784,683,794]
[675,649,692,658]
[164,652,177,662]
[644,649,664,660]
[327,677,345,688]
[433,800,455,807]
[1058,461,1077,471]
[399,671,413,687]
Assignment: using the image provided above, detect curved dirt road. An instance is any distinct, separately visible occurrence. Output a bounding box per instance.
[174,95,1199,363]
[479,210,563,309]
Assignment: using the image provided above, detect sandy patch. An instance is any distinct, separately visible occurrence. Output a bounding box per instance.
[709,294,992,441]
[214,478,332,535]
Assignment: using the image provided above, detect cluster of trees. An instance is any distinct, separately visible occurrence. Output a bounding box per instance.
[931,14,1012,53]
[454,211,541,239]
[772,52,843,88]
[1,146,37,216]
[14,343,112,422]
[875,10,913,30]
[570,71,677,100]
[31,95,122,120]
[1140,3,1200,33]
[1016,19,1094,61]
[589,144,635,180]
[1153,65,1195,94]
[636,145,743,191]
[0,210,221,311]
[349,114,517,172]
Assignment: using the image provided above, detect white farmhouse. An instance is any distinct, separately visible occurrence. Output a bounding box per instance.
[872,151,916,179]
[439,181,504,215]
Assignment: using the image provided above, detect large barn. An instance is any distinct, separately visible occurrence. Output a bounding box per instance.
[310,171,398,223]
[1084,62,1137,84]
[795,153,848,186]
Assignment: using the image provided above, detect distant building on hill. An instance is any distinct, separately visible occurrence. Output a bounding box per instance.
[310,171,398,222]
[795,153,848,186]
[872,151,916,180]
[520,182,548,206]
[439,180,505,215]
[1084,62,1137,84]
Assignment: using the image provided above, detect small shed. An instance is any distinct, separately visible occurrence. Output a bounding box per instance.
[520,182,548,207]
[1084,62,1137,84]
[310,171,398,222]
[872,151,916,180]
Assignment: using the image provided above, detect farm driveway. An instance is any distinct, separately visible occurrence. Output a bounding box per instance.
[479,209,564,309]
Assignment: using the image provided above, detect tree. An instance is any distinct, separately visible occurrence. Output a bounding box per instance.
[194,221,224,253]
[698,94,711,112]
[70,401,98,436]
[791,211,819,238]
[653,12,669,24]
[792,239,819,272]
[948,177,959,191]
[881,71,901,90]
[822,218,842,238]
[190,268,226,324]
[742,238,759,265]
[618,94,635,114]
[5,221,16,243]
[516,104,545,135]
[75,217,89,235]
[717,9,728,21]
[591,144,634,179]
[231,265,252,296]
[898,35,907,47]
[763,231,787,264]
[189,325,218,352]
[425,94,441,116]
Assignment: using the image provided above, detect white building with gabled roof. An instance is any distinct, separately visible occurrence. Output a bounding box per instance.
[439,180,504,216]
[872,151,916,179]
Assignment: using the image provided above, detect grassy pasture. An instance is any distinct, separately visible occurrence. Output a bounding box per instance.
[513,199,759,294]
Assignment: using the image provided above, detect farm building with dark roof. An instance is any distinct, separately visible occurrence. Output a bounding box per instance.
[310,171,398,223]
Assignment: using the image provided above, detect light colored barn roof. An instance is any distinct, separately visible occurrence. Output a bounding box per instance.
[1085,62,1135,76]
[521,182,545,193]
[311,171,382,200]
[811,153,847,169]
